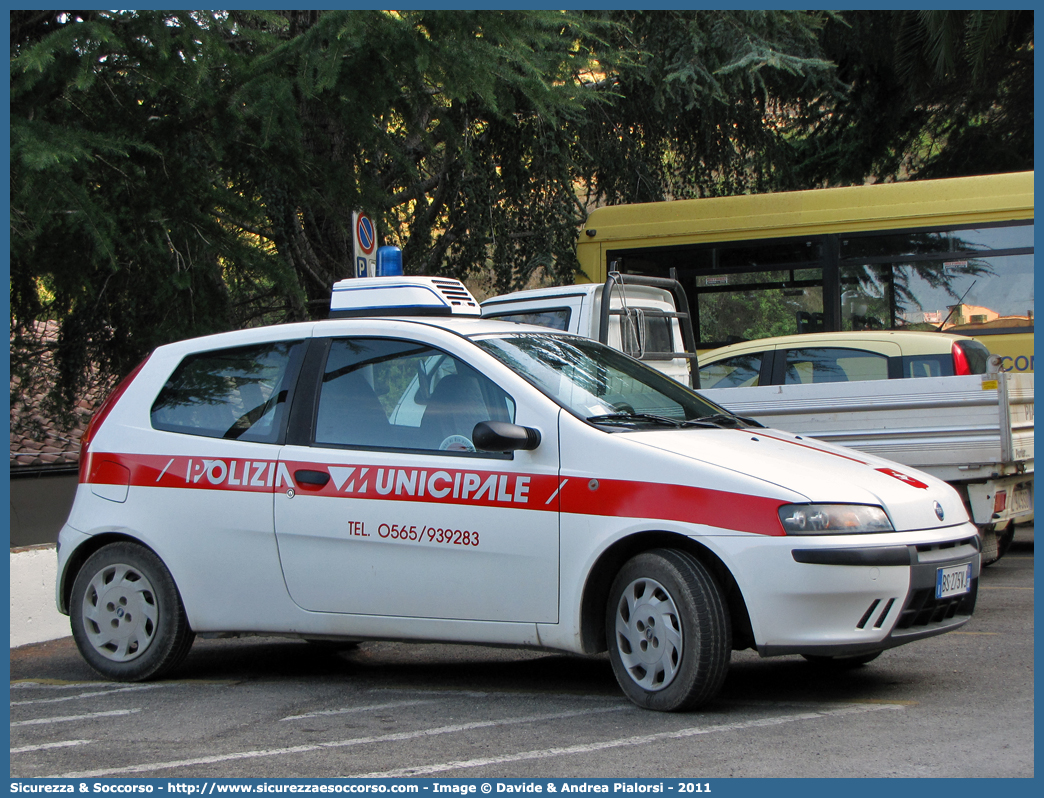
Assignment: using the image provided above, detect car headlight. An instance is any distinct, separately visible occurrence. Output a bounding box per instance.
[778,504,894,535]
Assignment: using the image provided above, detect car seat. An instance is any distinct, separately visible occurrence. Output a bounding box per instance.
[418,373,489,450]
[315,370,388,447]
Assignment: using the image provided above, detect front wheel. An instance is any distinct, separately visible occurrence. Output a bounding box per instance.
[606,549,731,711]
[70,542,195,681]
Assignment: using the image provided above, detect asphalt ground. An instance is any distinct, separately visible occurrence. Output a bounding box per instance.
[9,528,1033,779]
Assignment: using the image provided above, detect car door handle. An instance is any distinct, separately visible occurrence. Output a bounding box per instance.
[294,469,331,487]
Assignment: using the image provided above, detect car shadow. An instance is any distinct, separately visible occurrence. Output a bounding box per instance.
[12,635,911,711]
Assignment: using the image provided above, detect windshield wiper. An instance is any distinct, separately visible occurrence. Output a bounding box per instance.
[586,411,764,430]
[586,413,689,427]
[693,413,764,429]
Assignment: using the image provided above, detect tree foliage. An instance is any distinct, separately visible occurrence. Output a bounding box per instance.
[10,10,605,419]
[786,10,1033,185]
[9,9,1034,422]
[11,11,297,425]
[574,10,838,203]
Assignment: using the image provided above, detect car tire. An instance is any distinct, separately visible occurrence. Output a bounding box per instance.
[606,548,731,711]
[70,542,195,681]
[981,522,1014,567]
[996,522,1016,561]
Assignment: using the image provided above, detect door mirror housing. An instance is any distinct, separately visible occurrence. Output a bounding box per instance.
[472,421,541,452]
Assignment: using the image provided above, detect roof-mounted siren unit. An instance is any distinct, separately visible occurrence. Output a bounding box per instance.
[330,250,481,319]
[375,245,403,277]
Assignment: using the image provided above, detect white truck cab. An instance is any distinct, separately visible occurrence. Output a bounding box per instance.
[481,273,699,387]
[57,276,980,712]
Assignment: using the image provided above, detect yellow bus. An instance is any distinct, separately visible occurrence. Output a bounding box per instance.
[577,171,1033,372]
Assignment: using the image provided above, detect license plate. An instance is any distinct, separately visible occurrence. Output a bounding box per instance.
[936,563,973,599]
[1011,486,1033,514]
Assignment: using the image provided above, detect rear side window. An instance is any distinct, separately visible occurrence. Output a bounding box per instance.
[902,341,990,378]
[640,316,674,356]
[782,347,889,384]
[902,354,949,378]
[486,309,571,331]
[151,341,304,442]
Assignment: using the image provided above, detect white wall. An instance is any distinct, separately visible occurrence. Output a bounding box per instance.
[10,544,70,647]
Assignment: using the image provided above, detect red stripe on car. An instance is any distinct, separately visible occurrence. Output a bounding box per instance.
[86,452,789,536]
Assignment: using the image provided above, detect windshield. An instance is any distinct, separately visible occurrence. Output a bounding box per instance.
[473,333,738,428]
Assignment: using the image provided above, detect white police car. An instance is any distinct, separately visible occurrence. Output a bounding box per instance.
[57,277,980,711]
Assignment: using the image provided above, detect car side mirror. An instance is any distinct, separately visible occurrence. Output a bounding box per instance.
[472,421,541,452]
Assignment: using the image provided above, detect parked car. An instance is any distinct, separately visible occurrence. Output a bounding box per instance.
[698,330,992,390]
[57,278,980,712]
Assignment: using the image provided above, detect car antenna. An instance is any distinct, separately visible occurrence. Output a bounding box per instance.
[935,280,977,332]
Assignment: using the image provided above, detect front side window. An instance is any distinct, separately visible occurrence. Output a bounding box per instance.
[315,338,515,453]
[151,341,303,442]
[699,353,764,389]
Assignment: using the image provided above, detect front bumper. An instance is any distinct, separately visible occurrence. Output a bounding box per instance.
[721,524,981,658]
[762,534,980,657]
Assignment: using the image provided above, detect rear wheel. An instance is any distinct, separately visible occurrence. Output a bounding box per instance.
[70,542,194,681]
[606,549,731,711]
[996,522,1016,561]
[981,522,1014,567]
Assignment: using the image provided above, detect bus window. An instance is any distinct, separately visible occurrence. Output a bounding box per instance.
[839,221,1033,334]
[838,260,1025,333]
[608,238,824,350]
[896,254,1033,330]
[580,173,1032,369]
[694,270,825,345]
[840,224,1033,260]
